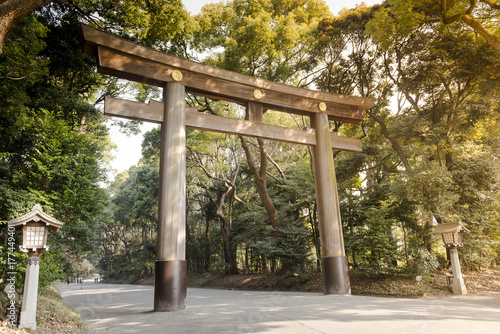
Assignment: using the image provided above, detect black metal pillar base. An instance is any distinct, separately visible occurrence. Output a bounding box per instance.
[154,260,187,312]
[321,256,351,295]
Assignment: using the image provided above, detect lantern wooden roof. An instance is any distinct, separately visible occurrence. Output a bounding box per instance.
[431,223,469,235]
[8,204,64,231]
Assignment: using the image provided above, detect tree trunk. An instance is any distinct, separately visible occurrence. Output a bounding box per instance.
[240,137,281,229]
[186,190,192,244]
[308,204,321,270]
[191,149,241,274]
[459,14,500,53]
[423,216,434,252]
[403,222,409,267]
[204,216,211,271]
[217,186,238,275]
[368,111,412,172]
[445,134,454,167]
[244,244,249,272]
[260,254,268,274]
[0,0,52,54]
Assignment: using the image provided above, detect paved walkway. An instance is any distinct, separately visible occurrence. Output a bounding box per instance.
[56,280,500,334]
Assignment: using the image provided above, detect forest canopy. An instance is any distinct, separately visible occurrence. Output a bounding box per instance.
[0,0,498,289]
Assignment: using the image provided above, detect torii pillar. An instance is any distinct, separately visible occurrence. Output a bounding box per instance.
[154,81,187,311]
[312,112,350,294]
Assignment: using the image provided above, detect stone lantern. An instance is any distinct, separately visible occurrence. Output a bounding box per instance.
[8,204,64,330]
[431,222,469,295]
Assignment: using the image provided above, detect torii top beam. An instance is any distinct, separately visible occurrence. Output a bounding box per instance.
[79,24,374,124]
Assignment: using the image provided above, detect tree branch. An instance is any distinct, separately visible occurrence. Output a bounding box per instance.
[0,0,52,54]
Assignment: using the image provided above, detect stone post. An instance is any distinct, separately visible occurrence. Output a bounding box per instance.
[19,256,40,330]
[449,248,467,295]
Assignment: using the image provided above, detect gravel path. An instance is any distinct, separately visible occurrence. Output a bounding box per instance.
[56,280,500,334]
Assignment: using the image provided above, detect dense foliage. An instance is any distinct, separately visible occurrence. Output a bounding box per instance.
[0,6,112,296]
[1,0,499,295]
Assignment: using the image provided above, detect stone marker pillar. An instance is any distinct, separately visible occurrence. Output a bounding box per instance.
[449,248,467,295]
[154,81,187,311]
[311,112,350,294]
[19,257,40,330]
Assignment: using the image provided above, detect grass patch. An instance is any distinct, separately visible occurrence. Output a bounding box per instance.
[36,285,86,333]
[0,285,87,334]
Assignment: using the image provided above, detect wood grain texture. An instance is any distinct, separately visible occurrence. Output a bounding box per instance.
[311,112,346,258]
[157,82,186,261]
[80,24,374,123]
[104,97,362,152]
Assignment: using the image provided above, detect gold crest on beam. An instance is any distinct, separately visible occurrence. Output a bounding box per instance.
[171,70,183,82]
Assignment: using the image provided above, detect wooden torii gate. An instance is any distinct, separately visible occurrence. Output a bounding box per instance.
[79,24,374,312]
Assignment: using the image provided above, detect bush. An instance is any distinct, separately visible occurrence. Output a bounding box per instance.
[408,247,439,274]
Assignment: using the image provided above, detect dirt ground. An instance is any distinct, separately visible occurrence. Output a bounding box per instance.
[132,267,500,299]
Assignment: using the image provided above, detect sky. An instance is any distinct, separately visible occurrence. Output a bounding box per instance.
[106,0,381,183]
[184,0,380,16]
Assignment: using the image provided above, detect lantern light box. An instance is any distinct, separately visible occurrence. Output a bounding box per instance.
[8,204,63,254]
[431,222,469,248]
